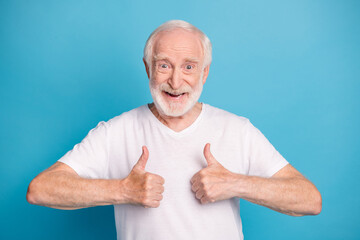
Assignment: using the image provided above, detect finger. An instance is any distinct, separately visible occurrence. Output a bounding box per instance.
[204,143,217,166]
[153,193,163,201]
[152,200,161,208]
[190,173,199,184]
[148,198,162,208]
[191,182,200,192]
[153,185,165,194]
[153,175,165,185]
[145,201,160,208]
[196,190,205,200]
[133,146,149,170]
[147,193,163,202]
[201,197,209,204]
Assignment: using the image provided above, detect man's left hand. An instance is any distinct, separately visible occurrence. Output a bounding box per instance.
[190,143,240,204]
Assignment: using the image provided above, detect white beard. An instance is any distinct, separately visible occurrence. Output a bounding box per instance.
[149,73,204,117]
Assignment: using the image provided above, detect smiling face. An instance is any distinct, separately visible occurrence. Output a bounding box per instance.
[146,29,210,117]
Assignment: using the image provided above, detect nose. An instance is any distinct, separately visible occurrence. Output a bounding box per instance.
[168,67,182,90]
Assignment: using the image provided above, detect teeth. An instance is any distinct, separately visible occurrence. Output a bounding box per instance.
[166,92,184,97]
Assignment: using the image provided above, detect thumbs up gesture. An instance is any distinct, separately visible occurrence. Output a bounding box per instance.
[122,146,165,208]
[190,143,239,204]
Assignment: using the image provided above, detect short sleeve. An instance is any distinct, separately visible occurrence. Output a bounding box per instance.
[58,121,109,179]
[245,120,288,178]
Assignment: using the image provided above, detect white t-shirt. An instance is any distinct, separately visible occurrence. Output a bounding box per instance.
[58,103,288,240]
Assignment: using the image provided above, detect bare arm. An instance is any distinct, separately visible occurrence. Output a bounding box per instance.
[234,164,322,216]
[26,161,124,210]
[26,146,164,210]
[191,144,322,216]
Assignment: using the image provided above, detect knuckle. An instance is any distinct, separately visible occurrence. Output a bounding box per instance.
[145,172,152,180]
[156,174,164,181]
[203,191,209,198]
[208,189,214,197]
[143,182,150,190]
[144,191,151,199]
[141,198,149,206]
[204,189,213,198]
[200,174,208,182]
[199,176,207,184]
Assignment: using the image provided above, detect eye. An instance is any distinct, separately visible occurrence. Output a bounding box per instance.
[161,64,168,68]
[186,65,193,70]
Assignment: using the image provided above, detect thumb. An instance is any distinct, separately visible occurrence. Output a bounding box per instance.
[134,146,149,171]
[203,143,217,166]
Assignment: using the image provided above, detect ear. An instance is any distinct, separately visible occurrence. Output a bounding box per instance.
[202,65,210,85]
[143,58,150,79]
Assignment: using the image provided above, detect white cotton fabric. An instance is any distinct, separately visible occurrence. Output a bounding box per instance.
[58,103,288,240]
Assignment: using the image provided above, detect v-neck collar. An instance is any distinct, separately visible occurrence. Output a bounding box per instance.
[145,103,206,137]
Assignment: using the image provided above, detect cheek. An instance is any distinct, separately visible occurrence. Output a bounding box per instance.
[185,73,202,87]
[152,72,170,83]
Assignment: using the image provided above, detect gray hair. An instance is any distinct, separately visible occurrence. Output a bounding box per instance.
[143,20,212,70]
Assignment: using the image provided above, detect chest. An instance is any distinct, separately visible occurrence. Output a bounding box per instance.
[107,125,249,183]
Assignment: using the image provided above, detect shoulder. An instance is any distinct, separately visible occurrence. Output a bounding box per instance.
[106,105,148,126]
[87,105,148,133]
[203,103,250,127]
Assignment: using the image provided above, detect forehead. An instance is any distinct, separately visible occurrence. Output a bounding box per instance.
[153,29,203,61]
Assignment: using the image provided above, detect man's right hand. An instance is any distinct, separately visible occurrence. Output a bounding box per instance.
[121,146,165,208]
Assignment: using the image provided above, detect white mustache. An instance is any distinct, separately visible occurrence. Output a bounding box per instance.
[159,83,192,95]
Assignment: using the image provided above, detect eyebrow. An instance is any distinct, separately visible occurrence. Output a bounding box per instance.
[153,54,169,61]
[153,55,200,64]
[184,58,200,63]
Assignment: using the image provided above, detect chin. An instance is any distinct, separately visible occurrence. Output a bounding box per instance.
[153,97,196,117]
[149,78,203,117]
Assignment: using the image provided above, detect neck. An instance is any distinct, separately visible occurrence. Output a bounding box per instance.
[148,102,203,132]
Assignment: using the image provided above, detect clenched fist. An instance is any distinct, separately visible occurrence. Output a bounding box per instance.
[191,143,240,204]
[122,146,165,208]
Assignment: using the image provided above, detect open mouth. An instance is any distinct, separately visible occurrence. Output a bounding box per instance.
[164,91,186,98]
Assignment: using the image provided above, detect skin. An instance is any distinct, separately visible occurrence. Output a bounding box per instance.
[144,29,210,132]
[121,146,165,208]
[26,146,163,209]
[27,28,322,216]
[191,144,321,216]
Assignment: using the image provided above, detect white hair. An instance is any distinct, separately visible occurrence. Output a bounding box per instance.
[143,20,212,70]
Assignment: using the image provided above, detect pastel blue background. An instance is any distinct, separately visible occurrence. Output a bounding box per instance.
[1,0,359,239]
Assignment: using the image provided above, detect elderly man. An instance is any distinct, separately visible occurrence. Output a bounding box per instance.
[27,20,321,240]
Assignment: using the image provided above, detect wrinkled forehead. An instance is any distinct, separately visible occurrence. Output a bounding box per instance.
[152,29,204,62]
